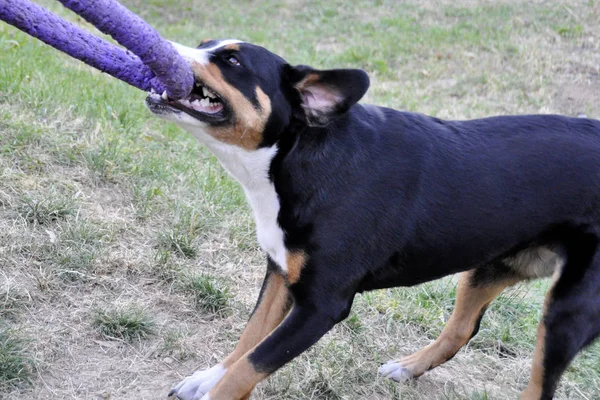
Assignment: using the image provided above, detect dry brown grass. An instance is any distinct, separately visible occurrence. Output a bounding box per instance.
[1,0,599,399]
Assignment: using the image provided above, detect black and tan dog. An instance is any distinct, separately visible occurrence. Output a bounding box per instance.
[146,39,600,400]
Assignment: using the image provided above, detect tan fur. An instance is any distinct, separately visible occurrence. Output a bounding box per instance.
[295,73,320,89]
[211,274,291,399]
[521,267,563,400]
[285,251,307,284]
[295,72,339,105]
[224,43,241,51]
[210,307,297,399]
[221,273,290,368]
[211,274,297,399]
[397,270,522,377]
[191,61,272,149]
[208,357,268,400]
[200,38,213,45]
[521,324,546,400]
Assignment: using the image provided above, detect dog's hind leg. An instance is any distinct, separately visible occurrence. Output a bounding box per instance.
[521,239,600,400]
[379,266,523,382]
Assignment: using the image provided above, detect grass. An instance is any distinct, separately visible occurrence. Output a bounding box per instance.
[0,284,30,321]
[157,206,207,259]
[93,305,155,342]
[159,328,195,361]
[0,0,599,398]
[0,327,33,390]
[17,195,75,226]
[182,275,232,316]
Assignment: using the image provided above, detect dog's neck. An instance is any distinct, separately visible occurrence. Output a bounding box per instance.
[184,124,289,271]
[205,139,278,190]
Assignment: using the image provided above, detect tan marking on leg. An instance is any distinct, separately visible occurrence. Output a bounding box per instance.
[211,274,289,399]
[397,270,521,377]
[200,38,213,45]
[285,251,307,284]
[521,324,546,400]
[222,273,290,368]
[209,357,268,400]
[224,43,241,51]
[209,305,295,400]
[191,62,272,149]
[521,268,562,400]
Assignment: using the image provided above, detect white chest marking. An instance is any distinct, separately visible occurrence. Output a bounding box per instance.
[213,144,287,271]
[182,124,288,272]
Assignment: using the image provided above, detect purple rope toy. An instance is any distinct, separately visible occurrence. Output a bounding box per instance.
[0,0,194,99]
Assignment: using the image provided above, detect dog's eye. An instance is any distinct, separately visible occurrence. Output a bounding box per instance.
[227,56,241,67]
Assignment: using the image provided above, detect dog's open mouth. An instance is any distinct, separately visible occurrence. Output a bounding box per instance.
[146,82,229,123]
[180,84,224,114]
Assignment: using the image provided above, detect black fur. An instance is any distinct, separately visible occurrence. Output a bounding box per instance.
[271,47,600,396]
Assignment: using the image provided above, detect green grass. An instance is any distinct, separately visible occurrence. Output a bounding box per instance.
[0,0,599,398]
[17,193,76,225]
[152,249,182,282]
[182,275,232,316]
[157,206,207,259]
[158,328,196,362]
[93,305,155,342]
[0,286,30,321]
[0,327,33,390]
[158,230,199,258]
[50,221,112,282]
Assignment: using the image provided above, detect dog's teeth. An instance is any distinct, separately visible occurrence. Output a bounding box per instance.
[150,88,156,94]
[161,91,168,100]
[201,86,217,99]
[201,98,210,108]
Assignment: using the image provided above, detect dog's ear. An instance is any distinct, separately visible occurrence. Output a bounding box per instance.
[284,65,370,127]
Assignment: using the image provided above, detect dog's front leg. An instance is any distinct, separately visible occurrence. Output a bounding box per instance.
[169,260,291,400]
[206,287,352,400]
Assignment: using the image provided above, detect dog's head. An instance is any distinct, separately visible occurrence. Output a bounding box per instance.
[146,39,370,150]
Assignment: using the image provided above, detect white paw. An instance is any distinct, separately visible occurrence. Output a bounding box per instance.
[169,364,226,400]
[378,360,414,382]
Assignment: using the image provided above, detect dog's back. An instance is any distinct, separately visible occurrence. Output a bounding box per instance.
[278,108,600,285]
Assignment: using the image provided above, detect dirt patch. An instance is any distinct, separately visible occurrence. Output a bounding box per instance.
[554,82,600,117]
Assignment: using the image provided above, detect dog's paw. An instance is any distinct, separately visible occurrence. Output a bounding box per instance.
[378,360,414,382]
[168,364,226,400]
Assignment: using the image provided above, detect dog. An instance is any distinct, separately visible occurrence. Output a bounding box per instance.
[146,39,600,400]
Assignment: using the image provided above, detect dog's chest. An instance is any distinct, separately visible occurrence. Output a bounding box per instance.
[243,182,287,271]
[207,142,288,272]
